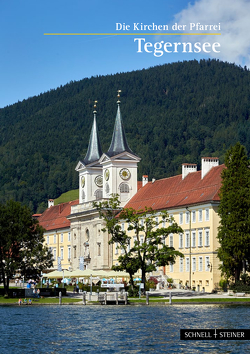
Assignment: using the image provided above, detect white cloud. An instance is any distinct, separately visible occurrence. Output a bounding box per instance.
[174,0,250,66]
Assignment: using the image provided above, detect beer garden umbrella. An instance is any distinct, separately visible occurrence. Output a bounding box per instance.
[43,270,72,278]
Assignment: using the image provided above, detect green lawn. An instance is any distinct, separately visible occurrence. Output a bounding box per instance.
[54,189,79,204]
[2,295,250,305]
[0,296,82,304]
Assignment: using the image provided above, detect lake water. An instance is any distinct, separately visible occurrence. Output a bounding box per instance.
[1,304,250,353]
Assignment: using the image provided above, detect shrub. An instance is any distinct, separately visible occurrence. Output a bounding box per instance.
[146,281,156,290]
[229,281,250,293]
[219,278,228,291]
[240,273,250,285]
[148,276,158,284]
[128,286,139,297]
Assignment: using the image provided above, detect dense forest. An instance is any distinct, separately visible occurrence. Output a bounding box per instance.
[0,59,249,212]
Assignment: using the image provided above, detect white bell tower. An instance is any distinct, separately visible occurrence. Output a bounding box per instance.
[100,91,140,206]
[75,101,103,203]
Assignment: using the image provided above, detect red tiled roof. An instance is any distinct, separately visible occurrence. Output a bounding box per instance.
[38,200,79,231]
[124,164,224,211]
[137,181,142,191]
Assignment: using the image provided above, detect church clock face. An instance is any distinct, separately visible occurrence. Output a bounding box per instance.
[104,169,110,181]
[95,175,103,187]
[81,176,85,188]
[119,168,131,180]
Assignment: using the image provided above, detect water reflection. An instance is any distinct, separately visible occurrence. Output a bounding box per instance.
[0,305,250,353]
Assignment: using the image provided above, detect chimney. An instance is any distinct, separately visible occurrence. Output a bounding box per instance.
[48,199,54,208]
[142,175,148,187]
[182,163,197,179]
[201,157,219,179]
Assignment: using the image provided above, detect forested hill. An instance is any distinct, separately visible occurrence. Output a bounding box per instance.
[0,59,250,212]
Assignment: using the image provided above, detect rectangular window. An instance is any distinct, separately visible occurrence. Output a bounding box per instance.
[61,233,63,243]
[192,231,196,248]
[205,208,209,221]
[192,257,196,272]
[185,211,190,224]
[205,229,210,246]
[133,236,137,247]
[198,209,203,222]
[186,257,190,272]
[179,233,183,249]
[54,234,56,244]
[68,232,71,241]
[198,230,203,247]
[180,257,184,272]
[185,231,190,248]
[68,247,71,260]
[53,248,56,260]
[121,223,124,231]
[115,243,118,255]
[199,257,203,271]
[47,236,49,245]
[169,234,173,247]
[60,247,64,260]
[169,262,173,272]
[205,256,210,271]
[192,210,196,223]
[169,214,173,226]
[180,212,183,225]
[155,217,159,228]
[162,219,166,228]
[140,219,144,227]
[140,236,144,246]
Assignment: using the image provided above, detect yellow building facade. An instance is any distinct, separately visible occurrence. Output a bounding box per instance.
[39,200,79,271]
[113,158,224,292]
[43,228,72,271]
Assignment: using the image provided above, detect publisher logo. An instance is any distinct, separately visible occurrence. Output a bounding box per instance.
[180,329,250,340]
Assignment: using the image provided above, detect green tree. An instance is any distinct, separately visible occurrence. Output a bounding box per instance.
[94,195,183,290]
[0,200,53,295]
[217,142,250,282]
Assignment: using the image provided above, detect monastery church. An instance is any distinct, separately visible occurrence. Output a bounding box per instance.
[39,93,224,292]
[40,94,141,271]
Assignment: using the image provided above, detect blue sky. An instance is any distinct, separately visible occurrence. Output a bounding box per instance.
[1,0,249,108]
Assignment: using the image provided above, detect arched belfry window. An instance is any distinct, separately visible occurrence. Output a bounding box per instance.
[94,189,103,200]
[119,183,129,193]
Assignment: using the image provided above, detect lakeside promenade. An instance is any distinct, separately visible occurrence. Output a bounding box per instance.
[1,282,249,305]
[64,288,250,304]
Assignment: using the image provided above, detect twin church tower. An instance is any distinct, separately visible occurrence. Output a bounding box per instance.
[69,92,140,270]
[75,91,141,206]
